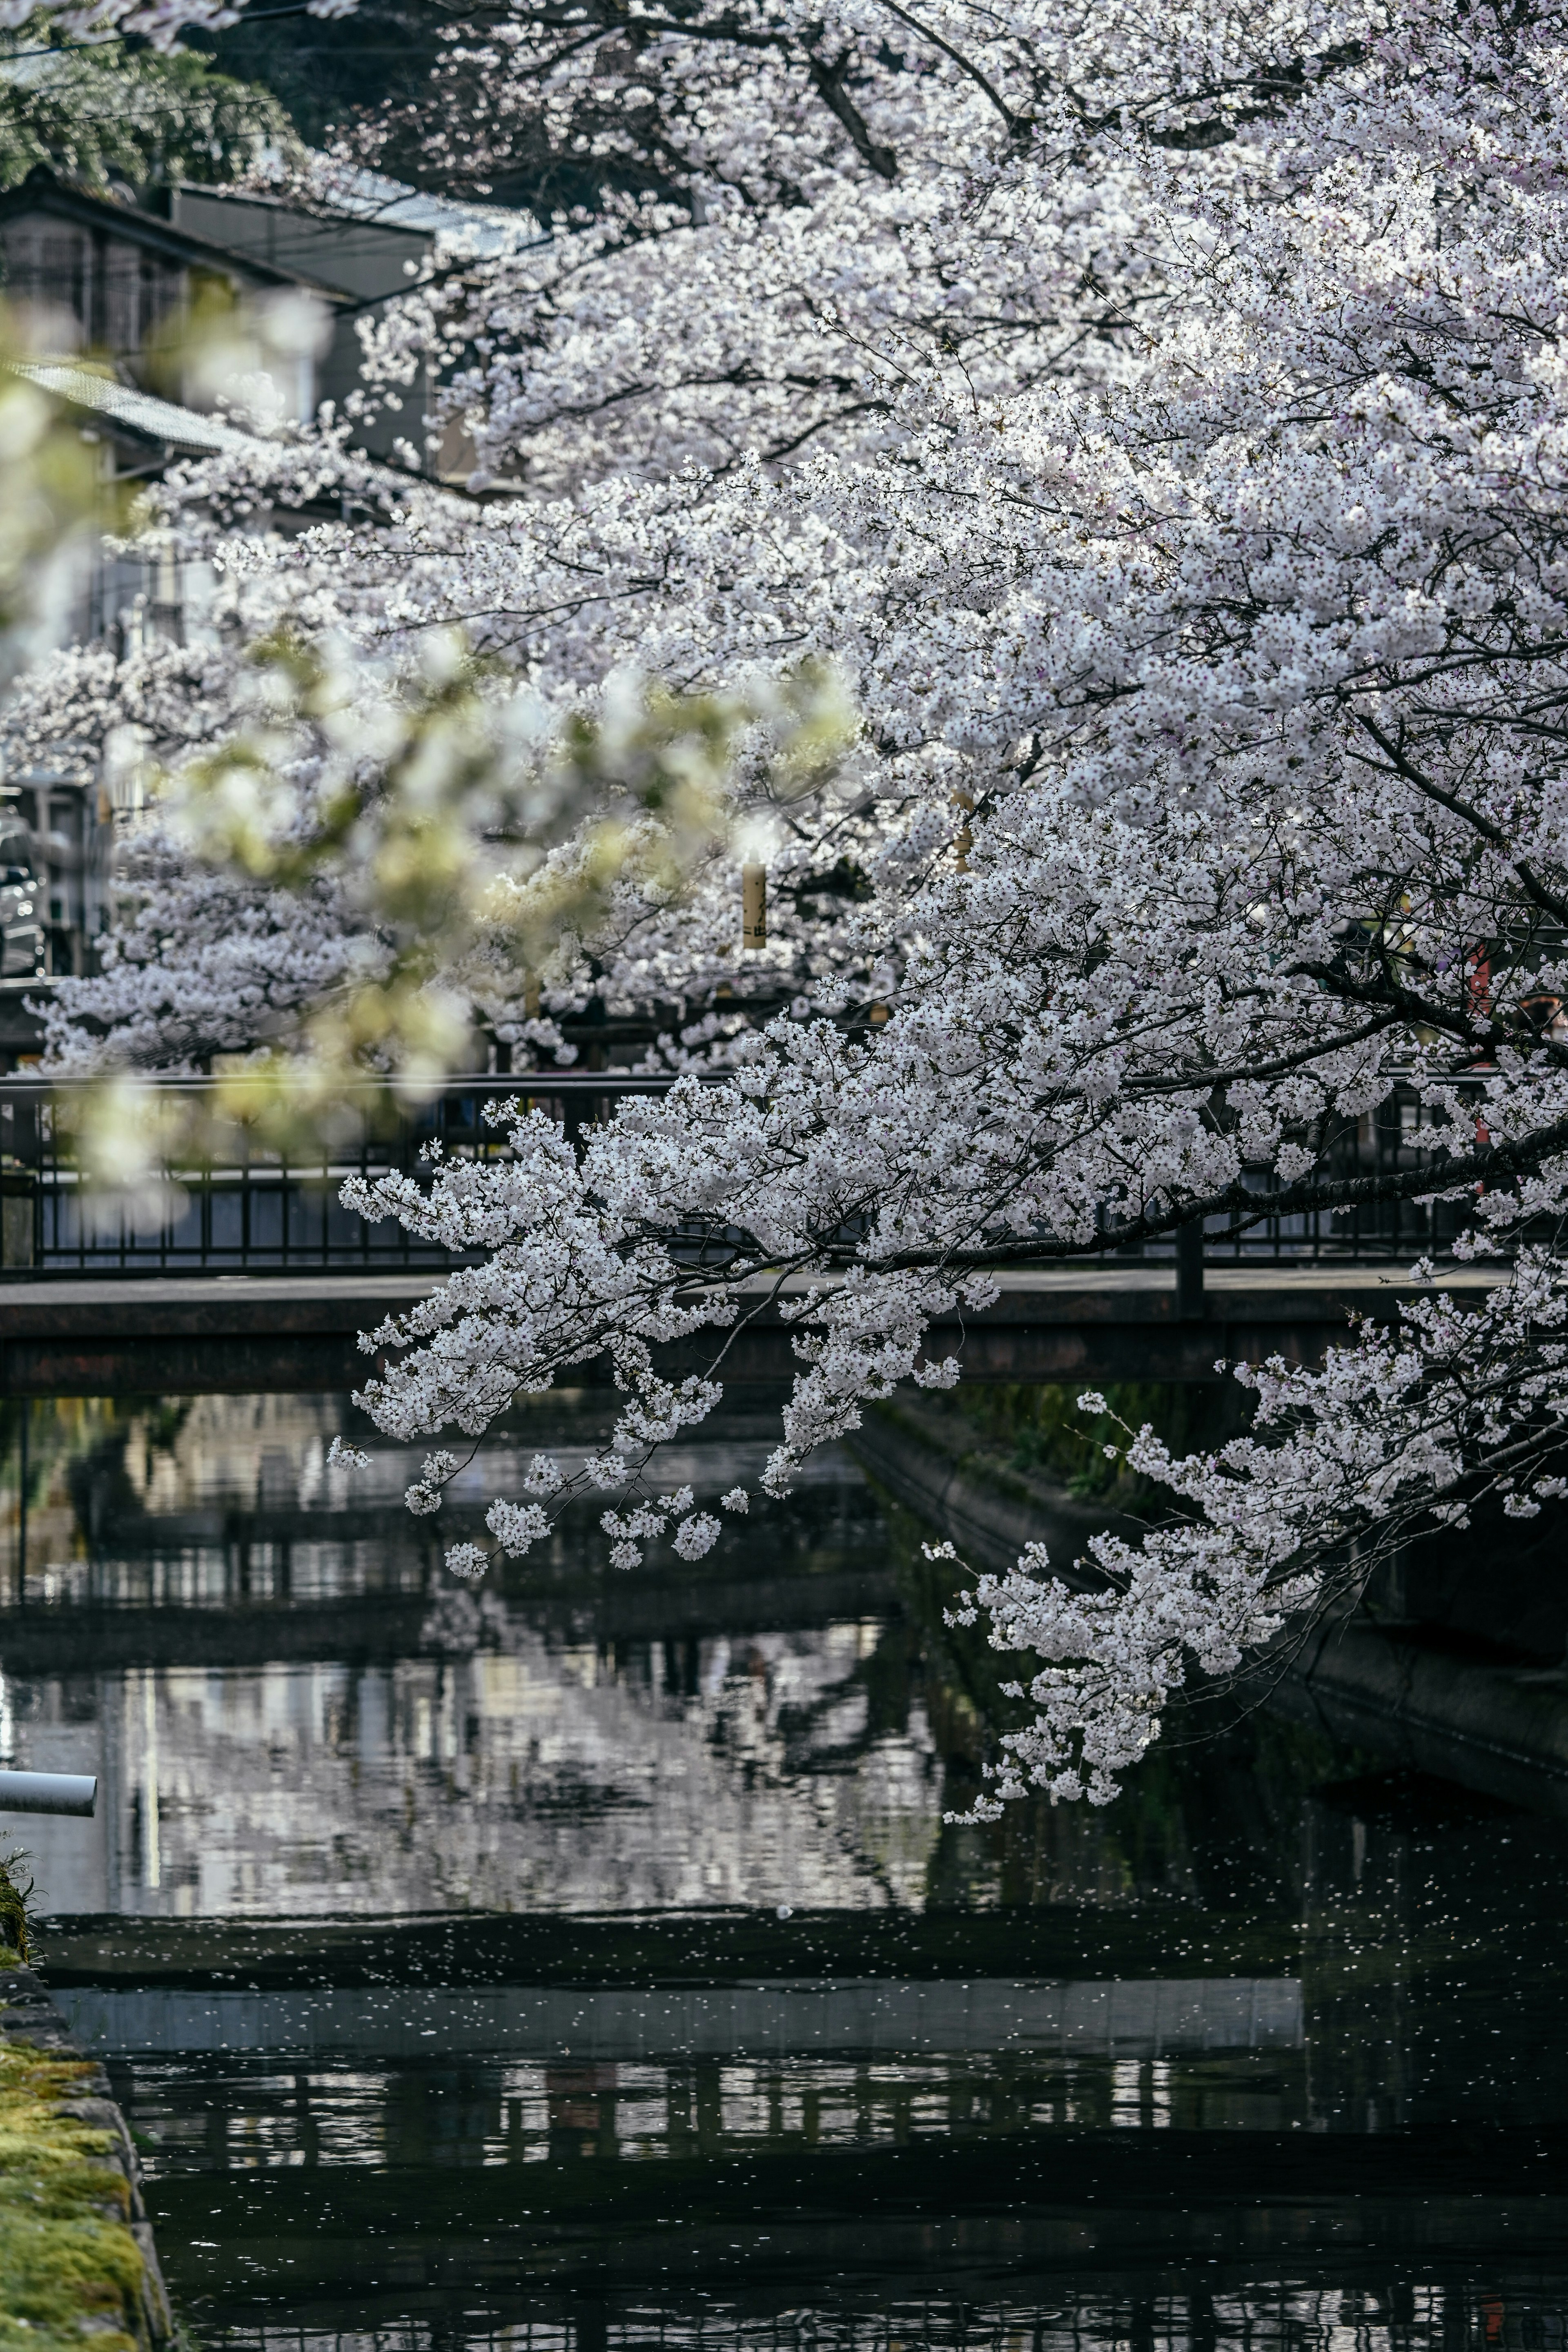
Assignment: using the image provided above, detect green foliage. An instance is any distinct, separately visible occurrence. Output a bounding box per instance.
[0,1850,36,1962]
[0,2034,145,2352]
[209,6,434,154]
[69,641,855,1180]
[0,26,292,196]
[957,1380,1252,1509]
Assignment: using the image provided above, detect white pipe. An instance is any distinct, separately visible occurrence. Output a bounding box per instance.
[0,1771,97,1817]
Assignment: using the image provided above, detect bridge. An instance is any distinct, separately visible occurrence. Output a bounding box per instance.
[0,1071,1487,1395]
[0,1261,1501,1395]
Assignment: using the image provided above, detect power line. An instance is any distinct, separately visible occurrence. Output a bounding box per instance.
[0,4,312,64]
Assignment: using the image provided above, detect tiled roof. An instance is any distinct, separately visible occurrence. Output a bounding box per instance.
[13,362,248,452]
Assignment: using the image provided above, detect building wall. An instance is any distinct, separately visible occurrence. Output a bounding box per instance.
[0,214,188,365]
[169,187,432,459]
[0,185,436,1048]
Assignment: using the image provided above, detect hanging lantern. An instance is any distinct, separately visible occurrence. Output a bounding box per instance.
[952,788,974,871]
[742,863,767,948]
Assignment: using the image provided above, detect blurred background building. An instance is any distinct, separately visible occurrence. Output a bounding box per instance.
[0,158,488,1061]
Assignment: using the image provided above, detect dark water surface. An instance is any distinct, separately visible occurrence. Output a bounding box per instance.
[1,1392,1566,2352]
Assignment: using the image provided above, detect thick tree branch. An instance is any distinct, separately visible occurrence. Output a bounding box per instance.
[805,50,898,180]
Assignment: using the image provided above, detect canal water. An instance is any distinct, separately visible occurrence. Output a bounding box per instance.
[0,1390,1566,2352]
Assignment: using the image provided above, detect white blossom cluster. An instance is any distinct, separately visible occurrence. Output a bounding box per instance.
[20,0,1568,1800]
[948,1252,1568,1804]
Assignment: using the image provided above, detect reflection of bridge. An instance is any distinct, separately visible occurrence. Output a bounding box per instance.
[0,1264,1503,1395]
[57,1973,1303,2062]
[137,2138,1568,2312]
[0,1561,899,1673]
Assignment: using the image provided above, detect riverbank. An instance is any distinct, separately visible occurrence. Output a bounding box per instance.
[0,1911,172,2352]
[848,1394,1568,1819]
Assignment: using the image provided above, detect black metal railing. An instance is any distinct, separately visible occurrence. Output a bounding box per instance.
[0,1075,690,1278]
[0,1073,1485,1278]
[1163,1089,1485,1265]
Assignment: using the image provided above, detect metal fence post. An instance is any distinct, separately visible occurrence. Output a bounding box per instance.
[1176,1221,1205,1319]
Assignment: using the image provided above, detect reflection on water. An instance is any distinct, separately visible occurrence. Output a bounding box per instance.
[2,1392,1567,2351]
[138,2286,1568,2352]
[108,2040,1306,2172]
[0,1393,943,1917]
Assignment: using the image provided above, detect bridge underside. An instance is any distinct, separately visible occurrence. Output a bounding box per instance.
[0,1266,1497,1396]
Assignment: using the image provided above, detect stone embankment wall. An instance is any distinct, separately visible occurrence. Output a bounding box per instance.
[0,1958,172,2350]
[850,1394,1568,1818]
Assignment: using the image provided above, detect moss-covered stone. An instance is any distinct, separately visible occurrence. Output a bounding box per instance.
[0,1930,151,2352]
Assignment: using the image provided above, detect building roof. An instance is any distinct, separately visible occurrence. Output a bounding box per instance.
[13,360,249,455]
[302,165,536,252]
[0,165,353,302]
[176,167,538,259]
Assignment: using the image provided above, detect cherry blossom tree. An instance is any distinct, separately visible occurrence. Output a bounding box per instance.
[18,0,1568,1804]
[330,0,1568,1810]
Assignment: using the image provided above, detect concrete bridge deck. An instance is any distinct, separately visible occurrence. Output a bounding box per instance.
[0,1262,1503,1395]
